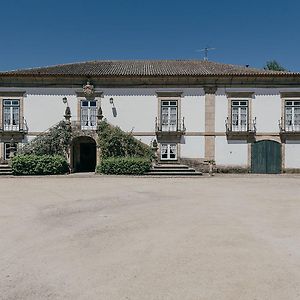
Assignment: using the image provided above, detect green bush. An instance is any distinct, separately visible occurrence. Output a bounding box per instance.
[12,155,69,175]
[97,157,151,175]
[97,121,154,159]
[19,121,72,156]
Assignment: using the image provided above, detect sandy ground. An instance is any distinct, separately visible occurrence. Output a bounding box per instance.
[1,175,300,300]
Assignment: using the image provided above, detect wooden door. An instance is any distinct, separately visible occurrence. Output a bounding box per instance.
[251,140,281,174]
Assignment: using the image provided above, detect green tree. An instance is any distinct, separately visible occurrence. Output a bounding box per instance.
[264,60,286,71]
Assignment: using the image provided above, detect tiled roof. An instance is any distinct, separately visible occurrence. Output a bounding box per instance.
[1,60,298,77]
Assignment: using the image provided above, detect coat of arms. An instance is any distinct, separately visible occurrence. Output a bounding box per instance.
[83,81,94,97]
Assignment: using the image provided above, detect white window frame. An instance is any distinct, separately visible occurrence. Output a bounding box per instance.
[160,143,177,160]
[285,100,300,131]
[81,100,97,130]
[161,100,178,132]
[3,99,20,131]
[4,142,18,160]
[231,100,248,132]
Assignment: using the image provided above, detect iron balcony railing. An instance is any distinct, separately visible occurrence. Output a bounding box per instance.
[0,117,28,133]
[155,117,186,134]
[279,117,300,133]
[71,120,97,130]
[225,117,256,134]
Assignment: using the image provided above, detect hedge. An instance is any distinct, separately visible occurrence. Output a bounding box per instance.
[97,157,151,175]
[12,155,69,175]
[97,121,154,159]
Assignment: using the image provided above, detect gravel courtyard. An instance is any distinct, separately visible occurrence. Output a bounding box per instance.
[1,175,300,300]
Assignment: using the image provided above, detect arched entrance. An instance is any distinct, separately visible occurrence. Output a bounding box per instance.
[251,140,282,174]
[71,136,96,172]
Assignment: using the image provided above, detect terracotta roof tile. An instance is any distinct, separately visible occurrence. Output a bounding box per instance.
[1,60,298,77]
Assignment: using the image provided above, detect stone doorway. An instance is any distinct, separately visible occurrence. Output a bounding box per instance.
[71,136,96,172]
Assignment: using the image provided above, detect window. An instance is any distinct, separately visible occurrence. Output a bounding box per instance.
[231,100,248,131]
[285,100,300,131]
[3,99,20,131]
[81,100,97,130]
[161,143,177,160]
[4,142,18,160]
[161,100,177,131]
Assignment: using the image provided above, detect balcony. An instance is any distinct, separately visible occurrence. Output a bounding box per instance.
[279,118,300,140]
[0,118,28,135]
[71,121,97,131]
[155,117,186,138]
[225,117,256,140]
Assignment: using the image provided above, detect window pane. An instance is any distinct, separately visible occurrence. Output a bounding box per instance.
[90,101,96,107]
[3,100,11,106]
[169,144,177,159]
[12,107,19,126]
[81,101,88,107]
[170,101,177,106]
[90,107,97,126]
[162,101,169,106]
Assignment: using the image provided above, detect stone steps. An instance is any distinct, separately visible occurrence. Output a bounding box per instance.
[0,164,13,176]
[146,164,202,176]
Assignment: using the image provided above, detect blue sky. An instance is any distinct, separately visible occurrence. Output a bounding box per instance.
[1,0,299,71]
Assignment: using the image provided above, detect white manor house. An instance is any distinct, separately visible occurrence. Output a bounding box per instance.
[0,60,300,173]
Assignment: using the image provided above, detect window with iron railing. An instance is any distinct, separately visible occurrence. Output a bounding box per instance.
[3,99,20,131]
[285,100,300,132]
[161,100,178,131]
[81,100,97,130]
[231,100,248,132]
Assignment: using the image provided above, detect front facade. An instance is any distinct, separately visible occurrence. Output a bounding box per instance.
[1,60,300,173]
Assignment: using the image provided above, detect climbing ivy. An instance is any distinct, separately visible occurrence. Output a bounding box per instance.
[19,121,72,157]
[97,121,154,159]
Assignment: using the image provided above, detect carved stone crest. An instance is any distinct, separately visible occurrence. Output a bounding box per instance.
[83,81,94,97]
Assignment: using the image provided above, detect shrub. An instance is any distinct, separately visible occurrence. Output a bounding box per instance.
[18,121,72,157]
[97,121,154,159]
[12,155,69,175]
[97,157,151,175]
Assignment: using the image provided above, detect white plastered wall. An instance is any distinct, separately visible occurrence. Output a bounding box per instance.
[180,136,205,158]
[252,89,281,132]
[215,137,248,166]
[23,88,77,133]
[100,88,157,133]
[181,89,205,132]
[285,140,300,168]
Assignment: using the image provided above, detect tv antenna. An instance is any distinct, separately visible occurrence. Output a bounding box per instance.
[196,47,216,61]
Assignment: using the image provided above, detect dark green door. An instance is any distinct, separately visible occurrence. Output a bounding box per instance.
[251,140,281,174]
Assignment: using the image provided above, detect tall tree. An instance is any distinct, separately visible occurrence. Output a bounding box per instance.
[264,60,286,71]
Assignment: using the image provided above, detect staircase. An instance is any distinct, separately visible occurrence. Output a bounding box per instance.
[146,164,202,176]
[0,164,13,176]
